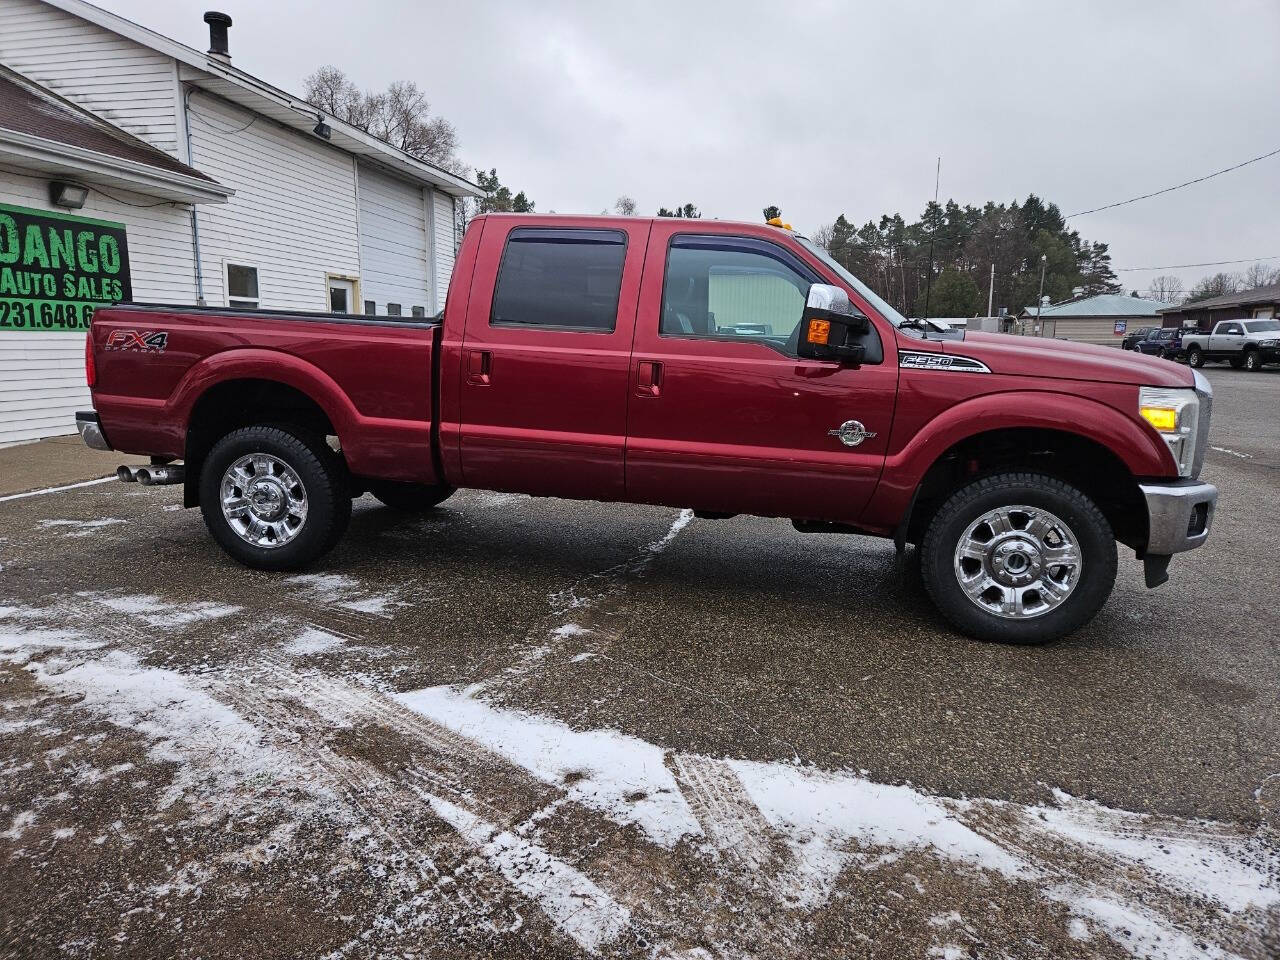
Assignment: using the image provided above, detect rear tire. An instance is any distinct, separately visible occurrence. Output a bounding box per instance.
[369,480,454,512]
[199,424,350,570]
[1187,346,1205,368]
[1244,349,1262,372]
[921,472,1117,644]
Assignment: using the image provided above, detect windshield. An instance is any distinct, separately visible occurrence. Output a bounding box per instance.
[795,236,909,327]
[1244,319,1280,333]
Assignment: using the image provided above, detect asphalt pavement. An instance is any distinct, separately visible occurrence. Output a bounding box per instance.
[0,366,1277,959]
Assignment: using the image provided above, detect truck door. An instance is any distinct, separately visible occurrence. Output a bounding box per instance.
[625,225,897,522]
[457,220,649,500]
[1211,321,1243,354]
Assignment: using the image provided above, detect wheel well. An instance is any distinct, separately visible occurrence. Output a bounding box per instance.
[903,428,1148,551]
[183,379,339,507]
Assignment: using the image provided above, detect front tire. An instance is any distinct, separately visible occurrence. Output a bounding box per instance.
[199,424,350,570]
[1243,349,1262,372]
[921,473,1117,644]
[1187,346,1205,368]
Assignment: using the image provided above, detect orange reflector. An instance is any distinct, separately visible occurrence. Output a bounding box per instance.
[807,319,831,344]
[1140,406,1178,431]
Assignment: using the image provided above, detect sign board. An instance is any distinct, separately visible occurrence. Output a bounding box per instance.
[1114,320,1127,335]
[0,203,131,333]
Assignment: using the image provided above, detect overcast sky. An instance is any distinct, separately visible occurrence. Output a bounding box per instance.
[104,0,1280,296]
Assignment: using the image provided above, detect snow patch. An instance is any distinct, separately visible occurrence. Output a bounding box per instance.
[91,594,241,629]
[284,628,347,657]
[39,518,127,538]
[396,685,701,848]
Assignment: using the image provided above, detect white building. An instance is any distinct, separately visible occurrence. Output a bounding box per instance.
[0,0,479,446]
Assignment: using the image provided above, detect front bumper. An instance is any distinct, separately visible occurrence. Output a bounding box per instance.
[1140,479,1216,555]
[75,411,111,451]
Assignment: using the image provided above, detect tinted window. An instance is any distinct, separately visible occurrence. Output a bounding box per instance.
[491,228,626,331]
[662,239,810,349]
[1245,319,1280,333]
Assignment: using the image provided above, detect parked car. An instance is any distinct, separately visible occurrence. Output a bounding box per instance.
[1134,326,1193,361]
[1122,325,1159,351]
[1182,319,1280,371]
[77,215,1217,645]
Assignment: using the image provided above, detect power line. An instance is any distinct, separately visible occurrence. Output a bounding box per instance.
[1066,145,1280,218]
[1113,254,1280,272]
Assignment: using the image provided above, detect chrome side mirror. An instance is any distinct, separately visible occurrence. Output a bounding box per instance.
[797,284,869,363]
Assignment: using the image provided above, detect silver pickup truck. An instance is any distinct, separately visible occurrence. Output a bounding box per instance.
[1183,318,1280,371]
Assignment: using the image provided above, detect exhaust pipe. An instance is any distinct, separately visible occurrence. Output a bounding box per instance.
[136,464,185,486]
[116,465,141,482]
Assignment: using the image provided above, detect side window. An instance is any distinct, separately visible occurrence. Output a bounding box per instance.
[491,228,626,331]
[1225,323,1243,335]
[661,239,811,350]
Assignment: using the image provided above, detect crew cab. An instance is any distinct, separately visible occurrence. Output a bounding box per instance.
[1182,318,1280,371]
[77,215,1218,644]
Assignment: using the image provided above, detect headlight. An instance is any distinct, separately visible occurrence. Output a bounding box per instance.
[1261,338,1279,347]
[1139,386,1199,477]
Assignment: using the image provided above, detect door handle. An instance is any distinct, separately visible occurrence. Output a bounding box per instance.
[636,360,662,398]
[467,349,492,385]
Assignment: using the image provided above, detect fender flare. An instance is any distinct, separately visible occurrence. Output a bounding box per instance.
[169,347,358,439]
[868,390,1176,530]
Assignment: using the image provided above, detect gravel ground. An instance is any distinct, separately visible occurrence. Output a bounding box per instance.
[0,366,1277,959]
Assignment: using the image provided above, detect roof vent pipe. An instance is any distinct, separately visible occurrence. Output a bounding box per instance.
[203,11,232,60]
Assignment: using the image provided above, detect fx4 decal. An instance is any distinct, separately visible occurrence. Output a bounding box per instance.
[105,330,169,352]
[898,350,990,374]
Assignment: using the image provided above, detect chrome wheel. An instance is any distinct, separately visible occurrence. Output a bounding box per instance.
[220,453,308,548]
[953,504,1082,619]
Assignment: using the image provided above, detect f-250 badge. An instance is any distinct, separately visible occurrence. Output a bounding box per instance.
[105,330,169,352]
[898,351,991,373]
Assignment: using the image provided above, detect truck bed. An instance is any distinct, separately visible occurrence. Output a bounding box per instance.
[90,303,443,484]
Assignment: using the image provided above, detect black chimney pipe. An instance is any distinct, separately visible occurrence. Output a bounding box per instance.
[203,11,232,59]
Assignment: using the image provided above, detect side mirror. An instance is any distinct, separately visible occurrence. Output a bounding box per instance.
[796,284,869,364]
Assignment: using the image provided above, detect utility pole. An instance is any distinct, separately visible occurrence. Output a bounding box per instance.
[1035,254,1047,337]
[987,262,995,318]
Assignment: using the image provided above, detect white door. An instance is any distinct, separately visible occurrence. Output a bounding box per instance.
[328,278,355,314]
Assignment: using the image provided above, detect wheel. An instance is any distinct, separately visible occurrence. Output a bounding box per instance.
[369,480,454,512]
[1187,346,1204,368]
[199,424,350,570]
[1243,349,1262,372]
[1229,357,1244,369]
[920,473,1117,644]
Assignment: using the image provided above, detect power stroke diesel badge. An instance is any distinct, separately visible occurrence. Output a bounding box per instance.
[828,420,877,447]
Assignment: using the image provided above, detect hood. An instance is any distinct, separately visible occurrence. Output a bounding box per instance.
[946,331,1194,388]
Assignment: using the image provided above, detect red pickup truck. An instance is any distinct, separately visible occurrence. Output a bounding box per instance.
[78,215,1217,644]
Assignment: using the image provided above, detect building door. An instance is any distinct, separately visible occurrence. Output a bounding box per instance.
[328,277,356,314]
[625,225,897,523]
[457,220,650,500]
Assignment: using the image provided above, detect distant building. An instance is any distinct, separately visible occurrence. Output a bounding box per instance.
[1017,293,1164,347]
[1156,283,1280,331]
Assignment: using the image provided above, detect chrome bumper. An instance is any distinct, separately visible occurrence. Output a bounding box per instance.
[75,411,111,451]
[1140,479,1216,555]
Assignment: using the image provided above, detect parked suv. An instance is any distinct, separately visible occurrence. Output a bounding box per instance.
[1122,325,1158,351]
[1183,319,1280,371]
[1134,326,1193,362]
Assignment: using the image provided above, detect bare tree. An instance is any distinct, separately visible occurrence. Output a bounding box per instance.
[304,66,464,174]
[811,222,835,250]
[1241,261,1280,291]
[1147,275,1185,303]
[613,196,637,216]
[1186,271,1243,303]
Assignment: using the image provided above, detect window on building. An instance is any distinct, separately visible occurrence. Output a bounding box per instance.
[411,306,425,318]
[364,300,376,316]
[661,238,810,351]
[226,263,259,308]
[387,303,401,316]
[491,228,626,331]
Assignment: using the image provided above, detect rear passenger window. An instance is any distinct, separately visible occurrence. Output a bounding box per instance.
[491,228,626,332]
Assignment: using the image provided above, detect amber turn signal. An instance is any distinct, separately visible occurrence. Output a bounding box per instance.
[806,319,831,345]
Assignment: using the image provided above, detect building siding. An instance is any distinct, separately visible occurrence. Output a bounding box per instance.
[0,0,181,156]
[357,163,431,316]
[186,91,360,311]
[0,174,196,446]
